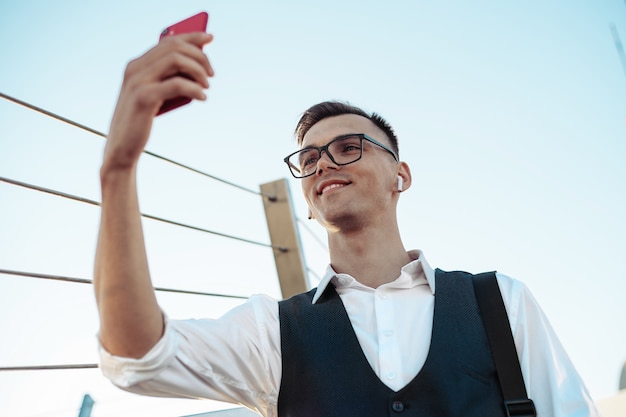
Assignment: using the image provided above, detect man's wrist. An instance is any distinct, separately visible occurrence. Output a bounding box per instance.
[99,159,137,189]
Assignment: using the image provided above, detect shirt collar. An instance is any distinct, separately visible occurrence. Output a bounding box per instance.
[311,249,436,304]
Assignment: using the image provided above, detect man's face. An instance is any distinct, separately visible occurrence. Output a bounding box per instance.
[300,114,402,232]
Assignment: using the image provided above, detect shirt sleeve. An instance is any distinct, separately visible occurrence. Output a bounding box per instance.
[496,273,601,417]
[98,294,281,416]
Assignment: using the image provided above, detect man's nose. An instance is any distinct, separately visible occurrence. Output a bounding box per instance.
[315,150,338,175]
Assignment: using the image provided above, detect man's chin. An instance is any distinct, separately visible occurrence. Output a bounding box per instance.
[318,210,365,234]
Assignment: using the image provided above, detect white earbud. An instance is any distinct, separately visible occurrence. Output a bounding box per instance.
[397,176,403,192]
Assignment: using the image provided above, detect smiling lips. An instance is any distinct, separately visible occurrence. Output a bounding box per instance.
[318,180,350,195]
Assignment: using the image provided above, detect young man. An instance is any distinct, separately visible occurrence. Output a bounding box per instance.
[95,32,599,416]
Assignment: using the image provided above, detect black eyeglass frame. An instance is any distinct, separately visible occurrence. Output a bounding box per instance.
[283,133,399,179]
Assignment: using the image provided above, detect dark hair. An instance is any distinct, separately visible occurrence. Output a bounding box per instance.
[294,101,399,157]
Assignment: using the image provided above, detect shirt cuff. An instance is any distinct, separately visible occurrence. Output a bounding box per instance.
[97,315,178,388]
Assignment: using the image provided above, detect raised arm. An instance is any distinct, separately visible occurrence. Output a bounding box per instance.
[94,32,214,358]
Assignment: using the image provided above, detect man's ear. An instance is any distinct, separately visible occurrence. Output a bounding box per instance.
[396,162,412,193]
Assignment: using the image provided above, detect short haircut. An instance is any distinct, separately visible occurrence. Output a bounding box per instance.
[294,101,399,157]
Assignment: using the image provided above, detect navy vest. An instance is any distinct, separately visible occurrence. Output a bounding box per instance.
[278,269,507,416]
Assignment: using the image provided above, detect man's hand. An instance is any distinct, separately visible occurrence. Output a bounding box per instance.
[103,32,214,173]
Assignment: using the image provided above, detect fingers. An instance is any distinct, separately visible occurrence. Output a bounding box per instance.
[156,32,215,79]
[115,31,215,120]
[122,32,215,108]
[103,33,215,170]
[135,76,207,111]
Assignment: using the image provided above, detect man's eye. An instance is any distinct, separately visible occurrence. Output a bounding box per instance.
[341,144,361,153]
[300,152,317,168]
[302,156,318,167]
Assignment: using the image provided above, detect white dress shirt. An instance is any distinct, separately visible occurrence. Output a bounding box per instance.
[99,250,600,417]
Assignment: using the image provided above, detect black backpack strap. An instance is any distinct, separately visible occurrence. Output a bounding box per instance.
[473,272,537,417]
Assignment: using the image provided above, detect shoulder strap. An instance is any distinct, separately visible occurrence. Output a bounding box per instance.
[473,272,537,417]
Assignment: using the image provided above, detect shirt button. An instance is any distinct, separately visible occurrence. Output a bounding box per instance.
[378,293,388,299]
[392,400,404,412]
[387,371,396,380]
[383,329,394,337]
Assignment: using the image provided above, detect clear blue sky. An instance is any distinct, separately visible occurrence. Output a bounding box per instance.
[1,1,625,415]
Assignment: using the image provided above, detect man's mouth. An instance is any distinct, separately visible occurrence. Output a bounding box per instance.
[318,181,350,195]
[321,183,345,194]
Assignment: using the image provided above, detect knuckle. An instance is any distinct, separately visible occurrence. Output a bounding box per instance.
[158,35,175,45]
[133,85,158,109]
[169,52,185,69]
[124,58,140,79]
[160,34,184,49]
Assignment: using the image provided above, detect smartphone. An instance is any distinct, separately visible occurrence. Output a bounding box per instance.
[156,11,209,115]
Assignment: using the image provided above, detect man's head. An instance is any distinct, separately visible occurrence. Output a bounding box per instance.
[295,101,400,158]
[290,101,411,233]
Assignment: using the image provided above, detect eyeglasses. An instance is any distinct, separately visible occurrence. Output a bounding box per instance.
[284,133,398,178]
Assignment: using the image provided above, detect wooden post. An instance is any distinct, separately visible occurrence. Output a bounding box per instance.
[260,179,308,299]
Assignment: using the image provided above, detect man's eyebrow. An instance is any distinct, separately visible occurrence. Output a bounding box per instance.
[301,133,362,148]
[332,133,360,140]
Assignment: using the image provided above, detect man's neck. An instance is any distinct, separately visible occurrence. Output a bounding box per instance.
[327,226,411,288]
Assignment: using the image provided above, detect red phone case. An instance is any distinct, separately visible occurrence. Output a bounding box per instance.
[157,12,209,115]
